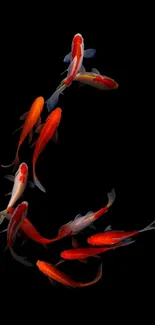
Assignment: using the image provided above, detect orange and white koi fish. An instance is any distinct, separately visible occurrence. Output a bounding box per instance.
[36,260,102,288]
[35,189,115,245]
[60,238,134,262]
[0,163,33,225]
[74,67,119,90]
[1,96,44,170]
[32,107,62,192]
[46,33,96,112]
[57,189,116,237]
[0,201,32,266]
[87,220,155,246]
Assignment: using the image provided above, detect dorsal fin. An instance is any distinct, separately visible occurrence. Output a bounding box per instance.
[104,225,112,232]
[79,65,86,74]
[86,211,93,217]
[91,68,101,75]
[74,214,82,220]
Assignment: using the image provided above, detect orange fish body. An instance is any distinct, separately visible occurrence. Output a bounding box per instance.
[87,220,155,245]
[32,107,62,192]
[88,231,138,246]
[60,241,130,261]
[1,96,44,169]
[36,260,102,288]
[20,218,58,245]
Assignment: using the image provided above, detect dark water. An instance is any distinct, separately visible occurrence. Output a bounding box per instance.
[0,10,154,314]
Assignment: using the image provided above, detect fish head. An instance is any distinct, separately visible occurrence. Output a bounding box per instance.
[19,163,28,183]
[18,201,28,218]
[94,75,119,89]
[88,233,105,246]
[60,250,70,259]
[73,33,83,46]
[20,162,28,175]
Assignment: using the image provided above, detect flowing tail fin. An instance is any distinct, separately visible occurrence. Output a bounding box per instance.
[107,188,116,208]
[46,84,66,113]
[112,237,136,249]
[33,165,46,193]
[1,150,20,172]
[0,208,9,225]
[139,220,155,233]
[81,262,103,287]
[10,248,33,267]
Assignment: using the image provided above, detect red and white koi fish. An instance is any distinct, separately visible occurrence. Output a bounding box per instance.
[74,67,119,90]
[57,189,116,237]
[87,220,155,246]
[36,260,102,288]
[32,107,62,192]
[0,163,33,225]
[46,33,96,112]
[0,201,33,266]
[1,96,44,170]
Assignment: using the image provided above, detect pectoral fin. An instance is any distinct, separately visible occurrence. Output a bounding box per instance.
[19,111,28,120]
[52,130,58,143]
[4,175,15,182]
[35,124,44,134]
[63,52,71,63]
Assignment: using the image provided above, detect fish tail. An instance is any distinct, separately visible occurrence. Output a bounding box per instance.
[107,188,116,208]
[139,220,155,233]
[113,237,136,249]
[33,164,46,193]
[80,262,103,287]
[1,149,20,171]
[0,208,9,225]
[10,247,33,267]
[46,84,66,112]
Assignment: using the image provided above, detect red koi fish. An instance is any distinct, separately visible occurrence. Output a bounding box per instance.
[3,207,56,246]
[46,33,96,112]
[0,163,33,225]
[1,96,44,170]
[36,260,102,288]
[60,239,134,261]
[0,202,33,266]
[32,107,62,192]
[87,221,155,246]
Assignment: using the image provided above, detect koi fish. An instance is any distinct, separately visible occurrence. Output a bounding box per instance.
[57,189,116,237]
[32,107,62,192]
[1,96,44,170]
[4,189,115,246]
[0,201,33,266]
[87,220,155,246]
[60,238,134,261]
[74,67,119,90]
[36,260,102,288]
[0,163,33,225]
[2,208,57,246]
[46,33,96,112]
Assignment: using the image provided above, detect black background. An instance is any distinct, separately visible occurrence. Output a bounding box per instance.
[0,6,154,315]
